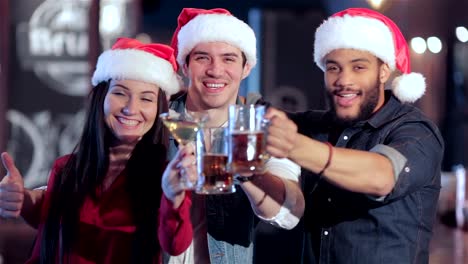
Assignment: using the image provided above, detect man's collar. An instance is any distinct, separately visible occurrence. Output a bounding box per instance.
[367,91,404,128]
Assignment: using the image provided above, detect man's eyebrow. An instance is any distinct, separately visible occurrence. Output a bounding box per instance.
[192,51,209,56]
[192,51,240,58]
[221,52,239,57]
[325,58,371,64]
[350,58,371,63]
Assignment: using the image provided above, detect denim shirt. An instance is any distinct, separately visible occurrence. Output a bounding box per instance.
[290,92,444,264]
[167,92,259,264]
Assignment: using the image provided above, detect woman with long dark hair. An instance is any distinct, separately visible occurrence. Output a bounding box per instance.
[0,38,194,263]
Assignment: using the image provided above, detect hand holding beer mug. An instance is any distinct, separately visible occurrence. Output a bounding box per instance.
[195,127,235,194]
[227,105,269,175]
[160,109,208,189]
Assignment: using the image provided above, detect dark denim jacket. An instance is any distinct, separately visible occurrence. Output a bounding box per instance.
[167,92,266,263]
[290,92,444,264]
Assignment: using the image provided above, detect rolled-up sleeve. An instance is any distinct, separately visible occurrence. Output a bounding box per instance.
[257,157,302,229]
[368,144,407,201]
[373,122,444,202]
[371,144,407,182]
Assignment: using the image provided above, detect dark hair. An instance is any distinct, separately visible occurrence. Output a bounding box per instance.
[185,51,248,67]
[40,81,169,263]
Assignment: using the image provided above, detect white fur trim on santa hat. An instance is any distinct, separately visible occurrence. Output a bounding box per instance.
[391,72,426,103]
[177,13,257,67]
[314,15,396,71]
[92,49,181,95]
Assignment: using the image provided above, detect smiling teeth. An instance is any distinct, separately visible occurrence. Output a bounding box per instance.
[118,118,138,126]
[340,94,356,98]
[206,83,224,88]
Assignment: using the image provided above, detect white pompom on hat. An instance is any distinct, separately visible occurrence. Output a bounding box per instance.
[91,37,181,96]
[314,8,425,103]
[170,8,257,68]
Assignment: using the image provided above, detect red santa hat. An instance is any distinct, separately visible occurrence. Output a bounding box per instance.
[92,37,181,95]
[170,8,257,68]
[314,8,425,103]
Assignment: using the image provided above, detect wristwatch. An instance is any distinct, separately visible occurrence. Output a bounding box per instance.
[234,175,255,183]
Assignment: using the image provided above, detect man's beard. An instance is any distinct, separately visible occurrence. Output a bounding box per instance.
[328,80,380,128]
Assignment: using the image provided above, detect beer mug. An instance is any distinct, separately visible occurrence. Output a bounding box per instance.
[227,104,269,174]
[195,127,236,194]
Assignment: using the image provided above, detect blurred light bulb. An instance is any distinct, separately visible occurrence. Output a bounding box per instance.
[100,5,121,35]
[411,37,427,54]
[456,26,468,43]
[367,0,385,9]
[427,36,442,54]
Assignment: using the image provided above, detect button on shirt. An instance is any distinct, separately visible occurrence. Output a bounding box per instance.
[290,93,444,264]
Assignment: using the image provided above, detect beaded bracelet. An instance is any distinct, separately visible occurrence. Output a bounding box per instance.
[255,192,268,207]
[318,142,333,175]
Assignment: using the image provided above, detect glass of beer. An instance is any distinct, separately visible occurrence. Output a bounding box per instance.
[227,104,269,174]
[195,127,235,194]
[160,109,208,189]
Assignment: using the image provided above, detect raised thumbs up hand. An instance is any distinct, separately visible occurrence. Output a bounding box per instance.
[0,152,25,218]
